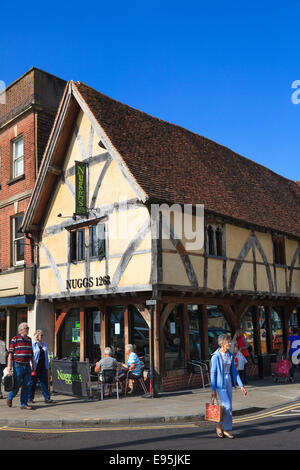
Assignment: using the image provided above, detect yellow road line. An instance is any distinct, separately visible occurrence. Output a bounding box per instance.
[0,423,198,434]
[233,401,300,423]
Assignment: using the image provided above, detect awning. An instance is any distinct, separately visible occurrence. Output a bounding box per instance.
[0,295,35,306]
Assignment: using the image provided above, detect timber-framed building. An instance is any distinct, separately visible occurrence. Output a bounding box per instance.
[22,80,300,391]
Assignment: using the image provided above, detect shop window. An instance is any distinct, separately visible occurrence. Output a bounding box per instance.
[129,305,150,369]
[70,223,106,262]
[273,236,286,265]
[164,306,185,370]
[258,306,267,354]
[58,309,81,360]
[107,306,125,363]
[11,213,25,266]
[240,309,255,353]
[187,305,202,361]
[205,225,223,257]
[11,135,24,179]
[207,305,230,355]
[271,308,283,354]
[85,308,101,363]
[0,310,6,341]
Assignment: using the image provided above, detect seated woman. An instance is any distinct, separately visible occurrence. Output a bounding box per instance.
[118,344,142,394]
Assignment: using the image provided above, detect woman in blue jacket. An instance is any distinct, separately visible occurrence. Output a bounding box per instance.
[211,334,247,439]
[29,330,53,404]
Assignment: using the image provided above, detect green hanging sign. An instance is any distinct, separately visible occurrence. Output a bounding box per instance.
[75,161,87,216]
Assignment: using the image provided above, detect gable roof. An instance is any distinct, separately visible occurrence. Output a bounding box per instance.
[75,81,300,238]
[22,79,300,238]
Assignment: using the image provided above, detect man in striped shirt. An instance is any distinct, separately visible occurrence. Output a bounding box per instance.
[7,322,35,410]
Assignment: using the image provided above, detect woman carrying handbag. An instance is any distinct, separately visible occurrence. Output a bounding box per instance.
[210,334,247,439]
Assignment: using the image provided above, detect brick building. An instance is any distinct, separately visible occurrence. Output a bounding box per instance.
[0,68,66,345]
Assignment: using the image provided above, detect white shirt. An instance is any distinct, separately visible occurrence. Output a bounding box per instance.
[0,340,6,364]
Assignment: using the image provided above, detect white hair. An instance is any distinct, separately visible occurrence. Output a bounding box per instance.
[125,344,133,353]
[218,334,230,347]
[104,347,112,356]
[18,322,29,333]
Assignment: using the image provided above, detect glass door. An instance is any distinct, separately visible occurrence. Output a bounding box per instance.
[85,308,101,363]
[107,306,125,363]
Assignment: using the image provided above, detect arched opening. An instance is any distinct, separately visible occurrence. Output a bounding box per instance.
[207,305,231,356]
[163,305,185,371]
[129,305,150,369]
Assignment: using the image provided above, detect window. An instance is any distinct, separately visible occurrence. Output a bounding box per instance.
[164,306,185,370]
[11,213,25,265]
[70,223,106,262]
[205,225,223,257]
[70,229,85,262]
[11,136,24,179]
[89,224,105,259]
[273,236,285,265]
[188,305,202,361]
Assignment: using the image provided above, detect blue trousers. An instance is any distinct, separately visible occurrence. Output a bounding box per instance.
[216,374,233,431]
[29,368,50,401]
[8,363,32,408]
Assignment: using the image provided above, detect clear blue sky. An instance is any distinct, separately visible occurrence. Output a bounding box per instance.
[1,0,300,181]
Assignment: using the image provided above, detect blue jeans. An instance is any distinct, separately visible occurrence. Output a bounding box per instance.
[8,363,32,407]
[29,368,50,401]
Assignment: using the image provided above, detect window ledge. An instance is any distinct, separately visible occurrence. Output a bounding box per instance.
[7,174,25,186]
[205,254,225,260]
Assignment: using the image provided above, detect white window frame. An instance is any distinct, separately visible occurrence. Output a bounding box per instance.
[12,213,25,266]
[12,136,24,179]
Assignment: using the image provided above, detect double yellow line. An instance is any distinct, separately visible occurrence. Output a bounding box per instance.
[233,401,300,423]
[0,423,198,434]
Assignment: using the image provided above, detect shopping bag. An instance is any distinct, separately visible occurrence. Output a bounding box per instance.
[205,397,224,423]
[3,374,13,392]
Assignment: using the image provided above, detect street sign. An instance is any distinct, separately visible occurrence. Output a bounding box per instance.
[146,300,157,306]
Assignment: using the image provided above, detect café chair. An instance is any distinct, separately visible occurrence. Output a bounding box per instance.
[98,369,119,400]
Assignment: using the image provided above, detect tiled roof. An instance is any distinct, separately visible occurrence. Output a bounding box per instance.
[75,81,300,237]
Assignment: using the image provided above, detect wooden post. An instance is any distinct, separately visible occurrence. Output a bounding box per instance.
[80,308,85,362]
[100,304,106,356]
[265,305,273,353]
[200,305,209,360]
[124,305,129,362]
[154,302,161,376]
[54,309,67,358]
[252,306,261,356]
[183,304,189,367]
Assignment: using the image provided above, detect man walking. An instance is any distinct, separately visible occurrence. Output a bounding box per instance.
[6,323,35,410]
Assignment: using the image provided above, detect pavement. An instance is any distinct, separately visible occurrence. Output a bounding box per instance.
[0,375,300,428]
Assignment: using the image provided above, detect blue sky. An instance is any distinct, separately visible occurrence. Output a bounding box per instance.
[1,0,300,181]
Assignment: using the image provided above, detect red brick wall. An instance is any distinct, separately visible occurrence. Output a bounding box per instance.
[0,112,36,270]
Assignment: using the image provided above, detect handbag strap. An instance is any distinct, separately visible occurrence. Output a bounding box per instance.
[210,395,220,405]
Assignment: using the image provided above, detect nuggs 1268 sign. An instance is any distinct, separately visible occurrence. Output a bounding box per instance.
[66,276,111,290]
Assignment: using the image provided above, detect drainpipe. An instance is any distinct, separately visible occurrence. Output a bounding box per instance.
[25,232,36,286]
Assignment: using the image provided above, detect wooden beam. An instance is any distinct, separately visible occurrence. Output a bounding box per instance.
[79,308,85,361]
[124,305,130,362]
[48,165,62,176]
[200,305,209,360]
[183,304,189,367]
